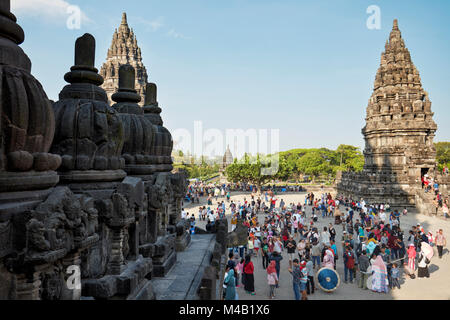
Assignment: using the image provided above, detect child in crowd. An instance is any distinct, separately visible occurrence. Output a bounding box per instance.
[390,263,401,289]
[266,261,278,299]
[254,237,261,256]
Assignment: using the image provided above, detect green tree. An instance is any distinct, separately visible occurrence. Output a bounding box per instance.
[435,142,450,171]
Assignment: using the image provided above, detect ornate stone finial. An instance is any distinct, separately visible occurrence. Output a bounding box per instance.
[63,33,103,87]
[393,19,399,30]
[111,64,141,104]
[0,0,10,12]
[121,12,128,25]
[75,33,96,68]
[0,0,24,44]
[59,34,108,103]
[0,0,29,70]
[119,64,135,90]
[144,83,158,106]
[52,33,126,175]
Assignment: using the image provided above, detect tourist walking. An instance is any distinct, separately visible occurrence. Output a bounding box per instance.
[288,259,303,300]
[224,266,237,300]
[358,250,370,289]
[305,258,315,295]
[261,237,270,269]
[417,242,432,279]
[266,261,278,299]
[311,241,321,269]
[243,255,255,295]
[269,251,283,287]
[286,235,297,268]
[406,244,417,279]
[435,229,446,259]
[343,246,355,283]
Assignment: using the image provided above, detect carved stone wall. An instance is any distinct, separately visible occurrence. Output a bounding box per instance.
[0,2,188,300]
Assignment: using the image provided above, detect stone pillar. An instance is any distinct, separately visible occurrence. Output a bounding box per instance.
[107,228,126,275]
[16,272,41,300]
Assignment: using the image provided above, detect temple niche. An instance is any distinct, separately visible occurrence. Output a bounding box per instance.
[0,2,188,300]
[336,19,439,208]
[100,13,148,107]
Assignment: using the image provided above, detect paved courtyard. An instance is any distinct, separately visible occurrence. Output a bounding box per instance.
[184,191,450,300]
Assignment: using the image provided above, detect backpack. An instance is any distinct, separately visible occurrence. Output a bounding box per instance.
[346,253,355,269]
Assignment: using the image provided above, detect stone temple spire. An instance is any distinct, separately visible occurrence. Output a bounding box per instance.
[363,19,437,177]
[337,19,439,207]
[100,12,148,106]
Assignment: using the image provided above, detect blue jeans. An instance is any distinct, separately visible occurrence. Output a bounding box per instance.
[344,266,353,282]
[312,256,321,268]
[293,282,301,300]
[239,246,245,258]
[391,248,398,260]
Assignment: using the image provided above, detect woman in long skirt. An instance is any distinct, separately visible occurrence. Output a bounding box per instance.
[224,267,237,300]
[243,255,255,295]
[417,243,431,278]
[406,244,416,278]
[371,255,389,293]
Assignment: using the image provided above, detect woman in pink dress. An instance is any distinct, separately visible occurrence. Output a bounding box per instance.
[405,244,417,278]
[322,249,335,269]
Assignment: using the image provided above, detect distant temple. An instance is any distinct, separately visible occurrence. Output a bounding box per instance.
[336,20,446,208]
[221,145,233,170]
[100,13,148,106]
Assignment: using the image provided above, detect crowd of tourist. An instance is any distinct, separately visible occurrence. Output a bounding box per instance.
[218,191,447,300]
[421,173,449,218]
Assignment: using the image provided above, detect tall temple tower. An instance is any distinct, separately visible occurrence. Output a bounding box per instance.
[336,20,438,207]
[363,19,437,177]
[222,145,234,170]
[100,13,148,106]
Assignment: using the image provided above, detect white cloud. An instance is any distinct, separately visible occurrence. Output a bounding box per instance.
[134,16,165,32]
[167,29,191,40]
[11,0,90,24]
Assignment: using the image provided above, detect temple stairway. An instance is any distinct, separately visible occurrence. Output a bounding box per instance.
[151,234,215,300]
[414,187,444,217]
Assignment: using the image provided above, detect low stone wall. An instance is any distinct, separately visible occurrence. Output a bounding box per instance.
[197,219,228,300]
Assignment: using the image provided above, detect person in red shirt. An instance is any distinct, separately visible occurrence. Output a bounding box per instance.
[243,254,255,295]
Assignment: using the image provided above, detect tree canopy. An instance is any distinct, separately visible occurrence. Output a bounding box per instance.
[435,142,450,171]
[225,145,364,183]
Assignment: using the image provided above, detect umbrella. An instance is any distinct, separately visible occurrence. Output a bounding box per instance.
[316,267,340,293]
[421,241,434,260]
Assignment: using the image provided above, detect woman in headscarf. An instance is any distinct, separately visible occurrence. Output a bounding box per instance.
[322,249,335,269]
[297,239,306,260]
[406,244,417,279]
[266,261,278,299]
[243,254,255,295]
[371,255,389,293]
[224,266,237,300]
[417,242,431,278]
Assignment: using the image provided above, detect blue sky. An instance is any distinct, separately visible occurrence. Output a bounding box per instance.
[12,0,450,155]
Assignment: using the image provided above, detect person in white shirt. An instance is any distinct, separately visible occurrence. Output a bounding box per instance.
[320,227,331,246]
[181,209,187,220]
[380,211,386,223]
